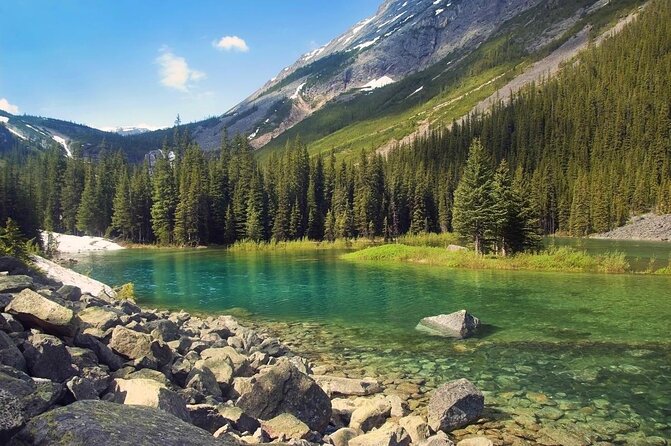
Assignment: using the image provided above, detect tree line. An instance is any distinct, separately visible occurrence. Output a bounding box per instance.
[0,0,668,252]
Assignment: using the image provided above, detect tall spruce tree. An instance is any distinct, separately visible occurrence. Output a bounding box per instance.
[452,139,495,254]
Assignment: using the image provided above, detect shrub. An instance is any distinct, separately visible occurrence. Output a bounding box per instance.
[115,283,136,302]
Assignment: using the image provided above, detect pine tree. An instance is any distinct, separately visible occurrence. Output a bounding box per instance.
[111,169,133,239]
[76,165,98,236]
[324,209,336,242]
[452,140,495,254]
[151,154,176,245]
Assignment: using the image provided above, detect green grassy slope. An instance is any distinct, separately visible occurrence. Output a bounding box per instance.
[257,0,645,162]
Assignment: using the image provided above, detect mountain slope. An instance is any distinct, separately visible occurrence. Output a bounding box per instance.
[170,0,644,160]
[0,111,161,161]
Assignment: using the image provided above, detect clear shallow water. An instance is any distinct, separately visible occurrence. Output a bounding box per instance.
[72,244,671,441]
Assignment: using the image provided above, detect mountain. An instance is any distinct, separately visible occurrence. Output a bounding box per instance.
[0,0,646,163]
[0,111,161,161]
[174,0,645,159]
[107,127,155,137]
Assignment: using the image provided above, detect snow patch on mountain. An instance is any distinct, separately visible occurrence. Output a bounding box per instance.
[6,126,27,140]
[52,135,72,158]
[0,116,8,124]
[361,76,395,91]
[290,82,307,100]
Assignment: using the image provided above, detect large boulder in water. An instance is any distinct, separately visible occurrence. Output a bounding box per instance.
[416,310,480,339]
[8,400,236,446]
[427,379,484,432]
[237,358,331,432]
[6,289,76,337]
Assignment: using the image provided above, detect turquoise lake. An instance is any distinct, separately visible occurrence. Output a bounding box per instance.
[72,240,671,441]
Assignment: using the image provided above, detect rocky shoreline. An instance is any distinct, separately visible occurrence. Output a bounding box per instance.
[0,256,490,446]
[591,213,671,241]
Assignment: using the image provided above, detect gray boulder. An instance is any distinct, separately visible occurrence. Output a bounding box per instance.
[22,333,77,383]
[186,404,228,434]
[0,313,24,333]
[399,415,431,444]
[0,366,64,419]
[0,389,24,442]
[350,395,392,432]
[349,422,411,446]
[147,319,180,342]
[330,427,359,446]
[57,284,81,301]
[6,289,76,336]
[427,379,484,432]
[416,310,480,339]
[419,432,456,446]
[314,375,383,397]
[201,346,253,377]
[7,400,237,446]
[109,378,190,422]
[73,333,124,371]
[262,413,311,441]
[0,330,26,371]
[0,275,33,293]
[0,294,13,311]
[66,376,99,400]
[185,365,223,399]
[217,405,260,434]
[196,356,234,389]
[237,358,332,432]
[76,306,121,334]
[108,325,172,369]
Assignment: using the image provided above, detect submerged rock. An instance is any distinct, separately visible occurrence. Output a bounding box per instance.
[8,400,236,446]
[237,358,332,432]
[428,379,484,432]
[314,375,383,397]
[416,310,480,339]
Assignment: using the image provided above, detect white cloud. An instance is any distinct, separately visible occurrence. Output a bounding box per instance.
[0,98,19,114]
[156,49,206,92]
[214,35,249,52]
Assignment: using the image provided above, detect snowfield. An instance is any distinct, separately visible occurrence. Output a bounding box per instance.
[41,231,124,254]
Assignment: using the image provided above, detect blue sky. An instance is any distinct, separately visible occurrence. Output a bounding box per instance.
[0,0,380,130]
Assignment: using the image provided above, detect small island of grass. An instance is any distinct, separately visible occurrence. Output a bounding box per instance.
[342,244,670,275]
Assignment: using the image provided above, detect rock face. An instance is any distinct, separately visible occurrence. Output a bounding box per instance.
[8,400,236,446]
[237,359,332,432]
[416,310,480,339]
[179,0,546,152]
[427,379,484,432]
[6,289,76,336]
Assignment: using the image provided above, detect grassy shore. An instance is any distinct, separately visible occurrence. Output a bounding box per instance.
[341,244,668,274]
[225,238,377,253]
